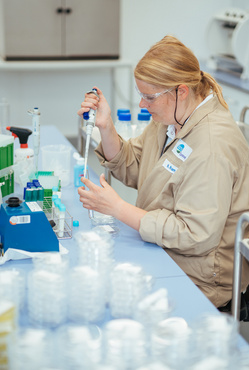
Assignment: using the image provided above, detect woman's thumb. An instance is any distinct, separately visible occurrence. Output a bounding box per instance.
[100,173,108,188]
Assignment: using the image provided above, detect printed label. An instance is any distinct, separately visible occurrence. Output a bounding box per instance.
[172,139,192,162]
[9,215,31,225]
[26,202,42,212]
[163,159,178,174]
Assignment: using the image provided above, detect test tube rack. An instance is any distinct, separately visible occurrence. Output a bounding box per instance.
[43,196,73,240]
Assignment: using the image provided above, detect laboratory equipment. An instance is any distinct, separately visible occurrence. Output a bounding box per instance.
[0,133,14,198]
[0,196,59,254]
[0,301,16,370]
[151,317,191,368]
[134,288,172,329]
[27,269,67,328]
[136,112,151,136]
[83,88,99,179]
[58,203,66,238]
[73,152,86,187]
[11,328,53,370]
[6,126,34,163]
[0,268,26,312]
[103,319,148,369]
[115,108,130,132]
[232,212,249,320]
[116,112,132,140]
[206,8,249,79]
[191,314,238,359]
[41,144,72,187]
[75,229,114,302]
[23,180,44,203]
[7,126,35,186]
[109,263,151,318]
[83,88,99,219]
[68,266,106,323]
[55,325,102,369]
[91,213,120,237]
[28,108,41,173]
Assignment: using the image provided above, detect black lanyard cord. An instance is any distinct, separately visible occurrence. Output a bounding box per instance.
[174,86,189,129]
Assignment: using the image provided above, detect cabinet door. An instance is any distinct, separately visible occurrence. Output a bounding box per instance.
[3,0,62,59]
[64,0,120,58]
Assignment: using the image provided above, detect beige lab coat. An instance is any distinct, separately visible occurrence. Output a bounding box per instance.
[95,96,249,307]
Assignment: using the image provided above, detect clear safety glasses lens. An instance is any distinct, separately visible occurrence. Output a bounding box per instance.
[135,85,175,103]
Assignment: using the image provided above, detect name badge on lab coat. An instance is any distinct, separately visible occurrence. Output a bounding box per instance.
[172,139,192,162]
[163,159,178,174]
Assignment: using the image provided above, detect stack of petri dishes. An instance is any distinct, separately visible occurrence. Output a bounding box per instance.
[68,266,106,324]
[27,269,67,328]
[134,288,173,330]
[189,313,239,367]
[0,268,26,314]
[103,319,148,369]
[11,328,53,370]
[91,211,120,237]
[151,317,191,369]
[55,324,102,369]
[109,263,152,318]
[75,230,115,302]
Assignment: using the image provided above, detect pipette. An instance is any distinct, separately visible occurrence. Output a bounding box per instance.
[83,88,99,219]
[28,107,40,173]
[83,89,99,177]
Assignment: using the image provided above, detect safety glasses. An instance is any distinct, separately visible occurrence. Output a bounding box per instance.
[135,84,175,103]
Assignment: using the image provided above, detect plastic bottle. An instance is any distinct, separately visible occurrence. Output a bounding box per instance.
[74,155,85,187]
[136,112,151,136]
[115,109,130,135]
[140,108,151,115]
[118,112,132,140]
[6,126,34,163]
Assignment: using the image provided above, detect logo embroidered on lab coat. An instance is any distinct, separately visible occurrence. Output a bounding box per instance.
[172,139,192,161]
[163,159,178,174]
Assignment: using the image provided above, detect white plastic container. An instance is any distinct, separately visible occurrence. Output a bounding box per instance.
[41,145,72,187]
[136,112,151,136]
[115,109,130,134]
[117,112,132,140]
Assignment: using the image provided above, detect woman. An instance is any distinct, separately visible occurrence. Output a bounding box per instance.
[77,35,249,310]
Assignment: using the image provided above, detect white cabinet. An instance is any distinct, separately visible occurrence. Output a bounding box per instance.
[0,0,120,60]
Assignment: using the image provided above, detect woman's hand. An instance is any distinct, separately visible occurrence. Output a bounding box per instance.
[78,174,147,231]
[77,87,112,130]
[78,173,122,217]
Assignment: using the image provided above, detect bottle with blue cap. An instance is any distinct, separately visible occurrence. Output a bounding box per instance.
[118,112,132,140]
[136,112,151,136]
[115,109,130,135]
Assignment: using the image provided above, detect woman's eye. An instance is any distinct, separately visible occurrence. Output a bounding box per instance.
[146,96,154,102]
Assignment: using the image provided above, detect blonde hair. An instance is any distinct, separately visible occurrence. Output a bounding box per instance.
[134,35,228,109]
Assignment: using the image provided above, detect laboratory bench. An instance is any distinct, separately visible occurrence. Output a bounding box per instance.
[1,125,249,366]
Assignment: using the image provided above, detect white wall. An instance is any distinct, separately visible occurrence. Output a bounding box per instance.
[0,0,239,139]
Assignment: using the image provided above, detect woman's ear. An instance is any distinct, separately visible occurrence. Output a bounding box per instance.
[177,84,189,100]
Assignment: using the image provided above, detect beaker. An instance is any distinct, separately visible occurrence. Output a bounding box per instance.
[41,144,72,187]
